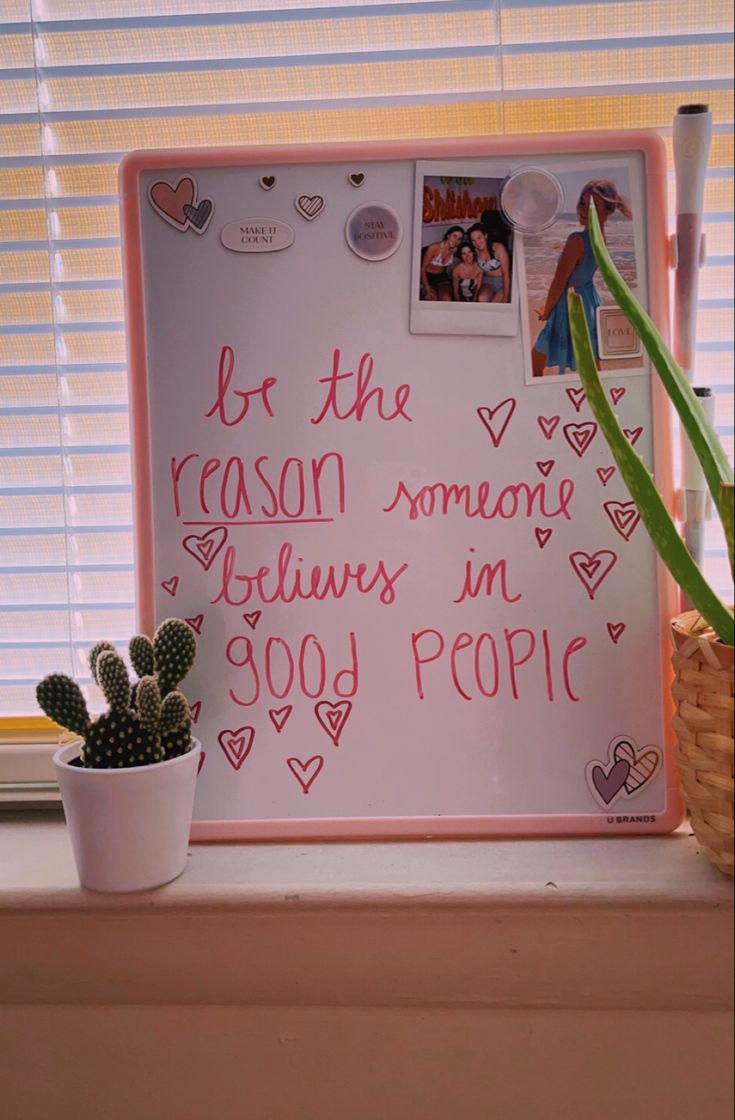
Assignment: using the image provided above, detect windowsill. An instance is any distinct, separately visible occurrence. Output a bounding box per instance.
[1,813,732,1010]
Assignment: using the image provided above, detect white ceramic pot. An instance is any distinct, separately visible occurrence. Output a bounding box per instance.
[53,738,201,892]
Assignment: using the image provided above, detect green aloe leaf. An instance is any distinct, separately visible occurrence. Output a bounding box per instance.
[568,290,734,645]
[586,203,734,578]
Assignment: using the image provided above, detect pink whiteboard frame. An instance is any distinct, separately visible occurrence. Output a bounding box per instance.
[120,131,682,841]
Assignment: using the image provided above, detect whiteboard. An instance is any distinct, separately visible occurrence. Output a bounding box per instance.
[120,134,681,839]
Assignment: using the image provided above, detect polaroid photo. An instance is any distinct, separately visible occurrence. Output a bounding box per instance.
[410,162,521,337]
[519,156,648,384]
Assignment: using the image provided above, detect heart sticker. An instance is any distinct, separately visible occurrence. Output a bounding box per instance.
[563,422,597,457]
[603,500,641,542]
[295,194,325,221]
[314,700,352,747]
[477,398,517,448]
[269,706,293,734]
[287,755,324,794]
[535,527,552,549]
[183,198,213,233]
[610,386,626,406]
[590,759,631,806]
[613,738,661,794]
[565,386,586,413]
[149,177,195,229]
[537,415,560,440]
[569,549,617,600]
[596,466,616,487]
[182,526,228,571]
[161,576,179,597]
[259,175,276,190]
[348,173,365,187]
[217,726,255,772]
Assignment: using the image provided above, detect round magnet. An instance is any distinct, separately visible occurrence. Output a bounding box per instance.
[345,203,402,261]
[500,167,563,235]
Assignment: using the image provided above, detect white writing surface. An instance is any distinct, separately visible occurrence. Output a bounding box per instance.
[122,138,679,837]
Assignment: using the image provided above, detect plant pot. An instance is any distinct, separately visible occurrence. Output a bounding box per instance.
[53,738,201,892]
[671,611,734,876]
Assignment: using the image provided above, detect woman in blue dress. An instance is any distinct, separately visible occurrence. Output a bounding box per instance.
[531,180,632,377]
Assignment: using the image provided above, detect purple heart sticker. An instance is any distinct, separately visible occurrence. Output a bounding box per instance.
[183,199,213,232]
[591,759,630,805]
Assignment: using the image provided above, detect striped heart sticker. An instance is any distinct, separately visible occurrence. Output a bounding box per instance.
[295,194,325,221]
[612,737,661,794]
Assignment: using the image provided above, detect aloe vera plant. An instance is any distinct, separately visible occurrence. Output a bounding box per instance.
[568,202,734,645]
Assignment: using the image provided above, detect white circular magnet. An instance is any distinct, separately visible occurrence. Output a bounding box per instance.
[500,167,564,235]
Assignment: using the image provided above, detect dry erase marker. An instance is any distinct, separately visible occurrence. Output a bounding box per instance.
[673,103,713,602]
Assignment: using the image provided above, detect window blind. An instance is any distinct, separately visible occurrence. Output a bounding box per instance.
[1,0,733,720]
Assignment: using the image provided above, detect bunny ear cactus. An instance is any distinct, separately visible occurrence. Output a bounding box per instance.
[153,618,197,696]
[568,202,734,645]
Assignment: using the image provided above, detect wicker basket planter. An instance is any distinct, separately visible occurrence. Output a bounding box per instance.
[671,610,734,876]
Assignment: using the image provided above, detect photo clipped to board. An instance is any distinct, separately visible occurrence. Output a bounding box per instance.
[410,162,520,337]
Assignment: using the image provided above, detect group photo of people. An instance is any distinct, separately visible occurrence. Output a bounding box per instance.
[417,175,513,306]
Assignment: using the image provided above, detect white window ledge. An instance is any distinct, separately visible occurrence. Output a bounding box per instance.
[0,814,732,1011]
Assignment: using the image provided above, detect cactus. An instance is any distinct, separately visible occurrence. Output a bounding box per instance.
[569,202,734,645]
[153,617,197,696]
[129,633,155,679]
[35,631,194,769]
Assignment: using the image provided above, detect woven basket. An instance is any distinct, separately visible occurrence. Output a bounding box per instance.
[671,610,734,876]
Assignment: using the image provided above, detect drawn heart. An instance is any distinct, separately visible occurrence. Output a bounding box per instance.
[161,576,179,597]
[315,700,352,747]
[197,751,206,776]
[149,177,195,228]
[287,755,324,794]
[565,386,586,412]
[613,738,661,794]
[569,549,618,600]
[604,500,640,542]
[606,622,626,644]
[563,421,597,457]
[182,526,228,571]
[190,700,202,723]
[259,175,276,190]
[535,527,552,549]
[349,173,365,187]
[243,611,262,630]
[590,759,631,805]
[217,726,255,772]
[596,466,616,487]
[183,198,213,232]
[610,386,626,406]
[269,705,293,734]
[537,415,560,440]
[477,398,517,448]
[295,194,325,220]
[185,613,204,634]
[536,460,555,477]
[624,426,643,446]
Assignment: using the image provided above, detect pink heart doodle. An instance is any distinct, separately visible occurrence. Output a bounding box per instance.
[182,526,228,571]
[563,422,598,457]
[613,738,661,794]
[287,755,324,794]
[269,705,293,733]
[185,613,204,635]
[190,700,202,723]
[243,611,262,630]
[596,466,616,487]
[477,398,517,448]
[610,386,626,406]
[536,460,555,477]
[569,549,618,600]
[606,622,626,644]
[624,426,643,446]
[315,700,352,747]
[197,751,206,776]
[149,177,196,228]
[565,386,586,412]
[537,415,560,440]
[217,726,255,772]
[604,500,641,542]
[535,527,552,549]
[161,576,179,597]
[590,759,631,805]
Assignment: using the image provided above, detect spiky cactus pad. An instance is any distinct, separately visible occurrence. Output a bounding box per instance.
[154,618,197,696]
[84,710,164,768]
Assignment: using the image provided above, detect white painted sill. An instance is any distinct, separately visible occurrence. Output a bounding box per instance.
[1,813,732,1011]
